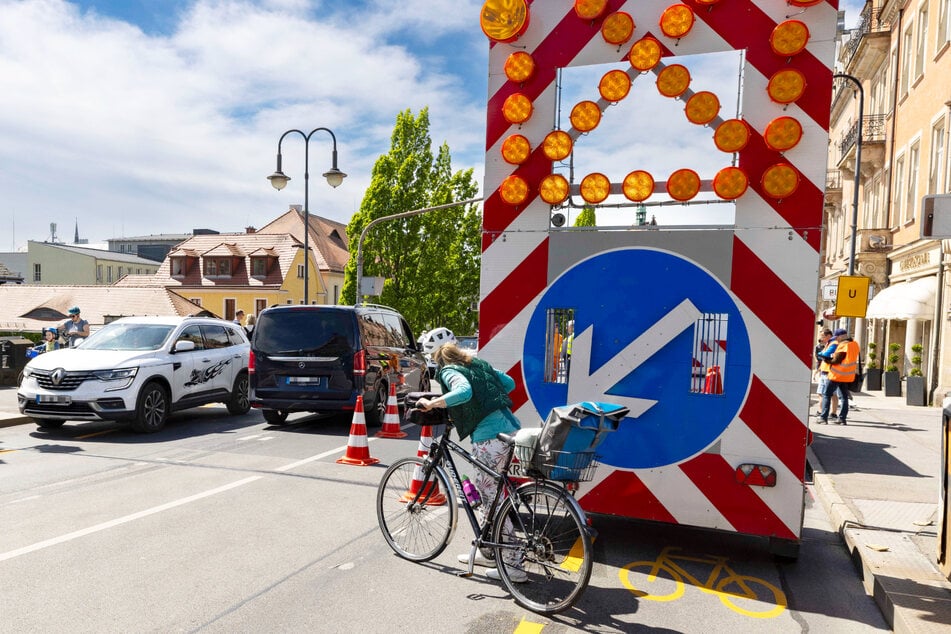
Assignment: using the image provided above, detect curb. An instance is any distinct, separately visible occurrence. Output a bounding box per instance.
[808,447,951,634]
[0,415,31,429]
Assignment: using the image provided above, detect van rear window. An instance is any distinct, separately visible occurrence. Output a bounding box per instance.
[255,311,355,355]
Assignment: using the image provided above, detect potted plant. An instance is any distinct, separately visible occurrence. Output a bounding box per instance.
[883,342,901,396]
[906,343,926,406]
[864,342,882,391]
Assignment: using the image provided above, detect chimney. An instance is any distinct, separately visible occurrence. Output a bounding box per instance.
[245,226,256,234]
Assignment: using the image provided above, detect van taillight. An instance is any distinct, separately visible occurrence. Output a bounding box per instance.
[353,350,366,376]
[249,350,256,374]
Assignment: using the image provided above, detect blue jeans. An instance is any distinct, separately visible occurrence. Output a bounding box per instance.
[820,379,849,421]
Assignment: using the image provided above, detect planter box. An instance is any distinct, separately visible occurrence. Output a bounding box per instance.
[906,375,926,406]
[883,371,902,397]
[865,368,882,391]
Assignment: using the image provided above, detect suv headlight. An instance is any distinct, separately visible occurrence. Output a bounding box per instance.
[22,366,35,379]
[94,367,138,391]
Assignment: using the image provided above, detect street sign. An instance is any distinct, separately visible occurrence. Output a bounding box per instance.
[835,275,871,318]
[822,283,838,301]
[523,249,751,469]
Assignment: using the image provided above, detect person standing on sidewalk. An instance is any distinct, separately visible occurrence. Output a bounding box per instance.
[819,328,860,425]
[815,329,838,419]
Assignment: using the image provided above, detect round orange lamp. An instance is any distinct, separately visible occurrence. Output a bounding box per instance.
[666,168,701,201]
[539,174,570,205]
[623,170,655,202]
[480,0,530,43]
[499,174,530,205]
[501,134,532,165]
[580,173,611,203]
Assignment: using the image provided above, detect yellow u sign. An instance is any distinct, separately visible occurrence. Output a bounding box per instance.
[835,275,871,318]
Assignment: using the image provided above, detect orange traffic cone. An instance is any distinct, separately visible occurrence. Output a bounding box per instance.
[400,424,447,505]
[703,365,723,394]
[336,396,380,466]
[375,382,407,439]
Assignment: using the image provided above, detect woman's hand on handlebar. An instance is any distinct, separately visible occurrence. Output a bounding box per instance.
[417,397,444,411]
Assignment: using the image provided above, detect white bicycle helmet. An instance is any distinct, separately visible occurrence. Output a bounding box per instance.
[419,327,456,355]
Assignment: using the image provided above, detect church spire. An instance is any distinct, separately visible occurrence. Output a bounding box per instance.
[74,218,80,243]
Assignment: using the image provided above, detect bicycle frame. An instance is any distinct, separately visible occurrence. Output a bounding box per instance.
[405,423,528,574]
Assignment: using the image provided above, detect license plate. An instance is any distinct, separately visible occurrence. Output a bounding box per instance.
[36,394,71,406]
[286,376,325,387]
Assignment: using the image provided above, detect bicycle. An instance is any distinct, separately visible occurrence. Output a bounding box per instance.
[619,545,786,618]
[376,399,626,615]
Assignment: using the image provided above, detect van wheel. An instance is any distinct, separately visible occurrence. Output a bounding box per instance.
[366,386,387,427]
[34,419,65,429]
[263,409,289,425]
[131,382,169,433]
[226,373,251,415]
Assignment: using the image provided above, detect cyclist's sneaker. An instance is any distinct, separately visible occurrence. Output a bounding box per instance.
[457,551,494,567]
[486,566,528,583]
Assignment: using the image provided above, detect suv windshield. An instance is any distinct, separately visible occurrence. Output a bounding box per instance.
[255,311,356,355]
[82,323,175,351]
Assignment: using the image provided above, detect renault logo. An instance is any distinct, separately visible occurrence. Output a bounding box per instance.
[51,368,66,386]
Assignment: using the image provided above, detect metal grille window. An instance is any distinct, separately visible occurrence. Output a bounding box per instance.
[690,313,728,395]
[545,308,574,384]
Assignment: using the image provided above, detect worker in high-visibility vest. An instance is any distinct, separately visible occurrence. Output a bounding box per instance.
[563,320,574,375]
[818,328,860,425]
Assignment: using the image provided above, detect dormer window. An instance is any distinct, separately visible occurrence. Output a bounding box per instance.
[251,257,267,277]
[171,256,196,277]
[205,257,232,277]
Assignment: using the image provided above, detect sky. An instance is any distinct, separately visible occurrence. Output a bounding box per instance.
[0,0,865,251]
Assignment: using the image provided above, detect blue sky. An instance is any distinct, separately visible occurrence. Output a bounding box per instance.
[0,0,864,251]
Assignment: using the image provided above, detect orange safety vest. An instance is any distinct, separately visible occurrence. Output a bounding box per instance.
[827,340,860,382]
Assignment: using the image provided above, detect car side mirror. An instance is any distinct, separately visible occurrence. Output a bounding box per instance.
[173,340,196,353]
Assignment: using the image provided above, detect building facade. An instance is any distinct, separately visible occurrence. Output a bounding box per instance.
[118,208,349,321]
[26,241,160,285]
[822,0,951,404]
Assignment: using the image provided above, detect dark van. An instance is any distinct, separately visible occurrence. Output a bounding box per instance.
[249,305,430,426]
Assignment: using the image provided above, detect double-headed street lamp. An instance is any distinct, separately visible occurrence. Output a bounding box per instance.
[267,128,346,304]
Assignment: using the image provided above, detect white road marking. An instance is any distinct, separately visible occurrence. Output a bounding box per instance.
[0,476,260,563]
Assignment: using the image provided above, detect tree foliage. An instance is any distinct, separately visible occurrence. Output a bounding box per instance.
[574,205,597,227]
[342,108,481,336]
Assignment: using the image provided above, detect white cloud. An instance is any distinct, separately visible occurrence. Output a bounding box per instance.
[0,0,488,248]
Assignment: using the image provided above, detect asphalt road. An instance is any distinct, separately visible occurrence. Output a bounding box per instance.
[0,408,888,633]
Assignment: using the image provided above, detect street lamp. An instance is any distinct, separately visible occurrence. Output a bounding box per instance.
[833,73,863,333]
[267,128,346,304]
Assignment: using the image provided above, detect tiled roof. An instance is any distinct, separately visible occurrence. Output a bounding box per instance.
[0,285,211,332]
[257,209,350,273]
[129,232,303,288]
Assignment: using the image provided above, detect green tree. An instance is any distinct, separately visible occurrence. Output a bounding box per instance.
[574,205,597,227]
[342,108,481,336]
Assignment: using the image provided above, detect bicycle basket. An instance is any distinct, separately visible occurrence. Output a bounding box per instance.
[531,401,628,479]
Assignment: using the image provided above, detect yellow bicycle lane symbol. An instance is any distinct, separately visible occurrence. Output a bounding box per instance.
[619,546,787,618]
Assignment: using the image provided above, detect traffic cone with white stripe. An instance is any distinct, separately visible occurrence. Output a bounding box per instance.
[401,424,446,505]
[375,382,407,439]
[336,396,380,466]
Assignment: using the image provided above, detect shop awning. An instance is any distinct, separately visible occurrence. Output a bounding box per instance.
[866,277,936,320]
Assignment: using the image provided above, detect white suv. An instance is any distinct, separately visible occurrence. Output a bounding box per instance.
[18,316,251,433]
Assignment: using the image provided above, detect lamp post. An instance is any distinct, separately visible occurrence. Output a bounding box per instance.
[267,128,346,305]
[833,73,863,333]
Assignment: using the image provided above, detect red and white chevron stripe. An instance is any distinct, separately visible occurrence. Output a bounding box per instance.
[479,0,837,541]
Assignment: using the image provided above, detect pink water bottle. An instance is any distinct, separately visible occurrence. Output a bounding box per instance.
[461,475,482,508]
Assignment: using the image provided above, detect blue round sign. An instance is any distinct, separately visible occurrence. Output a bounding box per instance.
[523,248,751,469]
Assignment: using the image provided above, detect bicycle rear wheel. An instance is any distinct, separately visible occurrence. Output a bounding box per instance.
[492,481,593,615]
[376,457,458,562]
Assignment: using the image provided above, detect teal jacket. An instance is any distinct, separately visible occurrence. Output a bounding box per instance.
[436,358,519,441]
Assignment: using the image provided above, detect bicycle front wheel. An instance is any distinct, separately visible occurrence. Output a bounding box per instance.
[492,481,593,615]
[376,457,458,562]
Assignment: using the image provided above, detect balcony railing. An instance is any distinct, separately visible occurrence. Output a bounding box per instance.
[838,114,886,158]
[841,2,890,68]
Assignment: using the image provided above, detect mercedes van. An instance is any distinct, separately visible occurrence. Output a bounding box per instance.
[249,305,429,426]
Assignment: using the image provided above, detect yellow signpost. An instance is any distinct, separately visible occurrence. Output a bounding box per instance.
[835,275,871,318]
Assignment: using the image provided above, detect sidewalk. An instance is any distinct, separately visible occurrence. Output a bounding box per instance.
[808,389,951,633]
[2,384,950,629]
